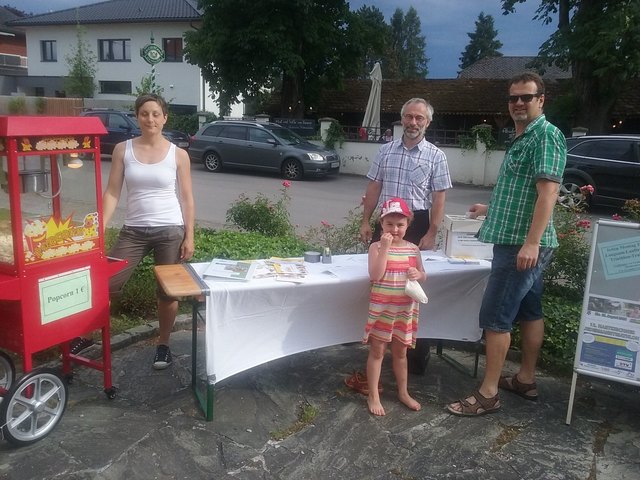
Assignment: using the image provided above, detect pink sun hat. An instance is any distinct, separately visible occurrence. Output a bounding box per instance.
[380,198,412,218]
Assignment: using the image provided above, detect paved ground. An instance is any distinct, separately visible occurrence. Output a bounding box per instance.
[1,318,639,480]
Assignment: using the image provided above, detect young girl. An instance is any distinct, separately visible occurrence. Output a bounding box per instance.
[363,197,427,416]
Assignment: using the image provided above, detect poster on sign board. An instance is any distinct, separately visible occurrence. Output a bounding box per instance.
[573,221,640,382]
[567,219,640,424]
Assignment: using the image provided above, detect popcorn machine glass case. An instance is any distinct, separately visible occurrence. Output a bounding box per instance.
[0,116,126,446]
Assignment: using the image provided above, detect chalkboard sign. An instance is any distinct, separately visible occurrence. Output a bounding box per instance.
[272,118,316,135]
[566,219,640,424]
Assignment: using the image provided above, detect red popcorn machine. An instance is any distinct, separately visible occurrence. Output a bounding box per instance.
[0,116,127,446]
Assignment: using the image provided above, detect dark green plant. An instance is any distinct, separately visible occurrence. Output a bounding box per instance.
[459,124,496,151]
[226,182,294,237]
[64,24,97,98]
[502,0,640,134]
[458,12,503,71]
[387,7,428,78]
[543,204,591,301]
[35,97,47,114]
[166,112,216,135]
[110,255,157,318]
[107,226,309,320]
[134,72,164,97]
[271,401,319,441]
[509,197,593,373]
[184,0,364,118]
[191,229,308,262]
[324,120,346,150]
[8,97,27,114]
[622,198,640,222]
[104,228,156,318]
[512,293,582,374]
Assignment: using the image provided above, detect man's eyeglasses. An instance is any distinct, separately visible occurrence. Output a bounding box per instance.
[402,113,428,123]
[508,93,542,104]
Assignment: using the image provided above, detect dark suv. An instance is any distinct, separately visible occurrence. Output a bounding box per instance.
[79,109,191,154]
[559,135,640,208]
[189,120,340,180]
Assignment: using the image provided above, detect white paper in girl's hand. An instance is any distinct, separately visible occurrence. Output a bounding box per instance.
[405,279,428,303]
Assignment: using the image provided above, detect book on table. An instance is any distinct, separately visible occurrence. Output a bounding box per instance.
[202,258,257,281]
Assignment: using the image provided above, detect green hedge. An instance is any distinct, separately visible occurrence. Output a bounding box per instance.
[108,227,309,319]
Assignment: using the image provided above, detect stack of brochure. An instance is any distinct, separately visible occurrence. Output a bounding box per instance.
[202,257,308,283]
[253,258,308,283]
[202,259,257,281]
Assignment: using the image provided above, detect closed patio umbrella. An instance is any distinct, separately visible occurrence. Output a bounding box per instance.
[362,62,382,140]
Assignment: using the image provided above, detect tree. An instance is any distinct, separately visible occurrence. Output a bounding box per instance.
[387,7,428,78]
[346,5,389,78]
[134,72,164,97]
[502,0,640,134]
[458,12,503,71]
[64,24,96,98]
[185,0,357,118]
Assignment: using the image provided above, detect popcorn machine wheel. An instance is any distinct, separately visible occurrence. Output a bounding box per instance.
[0,115,127,446]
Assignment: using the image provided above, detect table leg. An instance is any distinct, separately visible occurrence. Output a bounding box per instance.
[435,339,481,378]
[191,299,214,421]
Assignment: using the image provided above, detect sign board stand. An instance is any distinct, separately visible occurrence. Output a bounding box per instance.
[566,219,640,424]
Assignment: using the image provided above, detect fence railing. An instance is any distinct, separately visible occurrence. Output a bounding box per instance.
[0,95,84,116]
[0,53,27,67]
[342,125,471,146]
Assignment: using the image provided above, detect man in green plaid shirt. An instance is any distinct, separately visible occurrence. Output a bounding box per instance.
[448,72,566,416]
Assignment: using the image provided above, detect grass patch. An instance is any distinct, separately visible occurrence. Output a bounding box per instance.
[270,401,319,441]
[110,314,146,336]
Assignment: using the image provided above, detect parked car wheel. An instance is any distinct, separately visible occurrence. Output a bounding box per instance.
[282,158,303,180]
[558,176,589,209]
[203,151,222,172]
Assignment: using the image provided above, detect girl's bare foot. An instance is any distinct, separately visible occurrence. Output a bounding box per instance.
[367,396,386,416]
[398,392,421,411]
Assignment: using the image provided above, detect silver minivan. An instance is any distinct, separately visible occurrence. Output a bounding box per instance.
[189,120,340,180]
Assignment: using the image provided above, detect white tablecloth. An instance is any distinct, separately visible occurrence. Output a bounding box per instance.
[192,252,491,383]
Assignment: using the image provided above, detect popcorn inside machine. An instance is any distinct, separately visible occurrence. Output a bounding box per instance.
[0,116,126,446]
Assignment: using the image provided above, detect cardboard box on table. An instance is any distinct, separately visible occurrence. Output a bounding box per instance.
[443,214,493,260]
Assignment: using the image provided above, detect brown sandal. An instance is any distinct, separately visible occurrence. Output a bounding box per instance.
[447,390,501,417]
[498,375,538,401]
[344,372,383,396]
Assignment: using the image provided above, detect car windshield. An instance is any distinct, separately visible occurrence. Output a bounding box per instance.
[264,125,305,145]
[126,113,139,128]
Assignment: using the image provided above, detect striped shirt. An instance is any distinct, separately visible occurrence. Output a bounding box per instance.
[367,137,452,211]
[479,114,566,247]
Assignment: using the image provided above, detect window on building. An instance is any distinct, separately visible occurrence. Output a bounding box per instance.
[162,38,183,62]
[41,40,57,62]
[35,87,45,97]
[98,39,131,61]
[99,80,132,95]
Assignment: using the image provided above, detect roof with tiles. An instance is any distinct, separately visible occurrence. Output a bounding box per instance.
[313,76,640,119]
[458,56,572,80]
[0,6,24,34]
[316,78,564,117]
[8,0,201,26]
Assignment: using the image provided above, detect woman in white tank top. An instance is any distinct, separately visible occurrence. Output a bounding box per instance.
[70,94,195,370]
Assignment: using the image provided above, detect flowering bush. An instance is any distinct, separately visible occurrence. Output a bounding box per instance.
[544,184,593,301]
[301,205,369,254]
[623,198,640,222]
[226,181,295,237]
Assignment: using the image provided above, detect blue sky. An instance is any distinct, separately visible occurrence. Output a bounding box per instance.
[13,0,556,78]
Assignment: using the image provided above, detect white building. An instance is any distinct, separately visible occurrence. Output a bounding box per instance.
[8,0,239,115]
